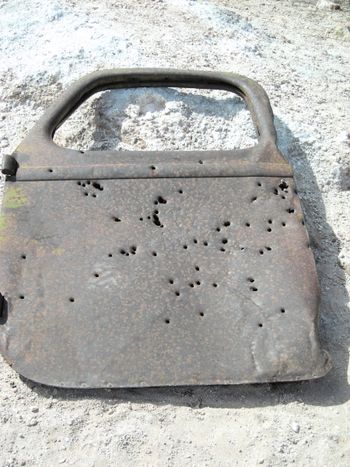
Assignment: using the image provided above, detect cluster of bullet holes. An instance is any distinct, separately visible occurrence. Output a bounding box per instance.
[11,183,293,331]
[152,210,163,228]
[259,246,272,255]
[120,246,137,256]
[272,179,290,200]
[189,280,201,288]
[77,180,104,198]
[139,195,169,227]
[168,264,206,298]
[151,195,167,228]
[247,277,258,292]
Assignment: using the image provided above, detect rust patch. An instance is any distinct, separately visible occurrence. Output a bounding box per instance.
[3,186,28,209]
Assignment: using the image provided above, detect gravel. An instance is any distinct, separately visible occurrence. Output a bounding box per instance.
[0,0,349,466]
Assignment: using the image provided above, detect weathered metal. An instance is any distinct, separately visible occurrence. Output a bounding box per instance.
[0,69,331,388]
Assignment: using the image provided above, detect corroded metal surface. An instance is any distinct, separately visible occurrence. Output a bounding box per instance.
[0,69,331,387]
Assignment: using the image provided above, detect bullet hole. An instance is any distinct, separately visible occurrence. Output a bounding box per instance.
[165,319,170,324]
[108,253,113,257]
[257,182,262,187]
[48,168,53,173]
[94,273,99,278]
[175,291,180,296]
[157,196,167,204]
[268,219,272,224]
[198,160,204,164]
[189,283,195,288]
[212,283,218,287]
[69,297,75,303]
[183,245,188,249]
[195,266,200,271]
[178,189,183,194]
[220,247,226,252]
[223,221,231,227]
[279,181,289,191]
[21,254,26,259]
[150,165,156,170]
[216,227,221,232]
[152,212,162,227]
[258,323,263,328]
[287,208,295,213]
[250,286,258,292]
[152,251,157,257]
[193,238,198,244]
[169,279,174,285]
[282,222,286,227]
[222,238,228,244]
[113,217,121,222]
[247,277,255,283]
[92,182,103,191]
[196,281,201,286]
[259,249,264,255]
[280,308,286,313]
[267,227,272,232]
[199,312,204,317]
[203,241,208,246]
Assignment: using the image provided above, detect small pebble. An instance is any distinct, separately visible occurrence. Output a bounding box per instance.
[292,422,300,433]
[26,419,38,427]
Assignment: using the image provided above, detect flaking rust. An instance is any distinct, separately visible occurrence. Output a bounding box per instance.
[0,69,331,388]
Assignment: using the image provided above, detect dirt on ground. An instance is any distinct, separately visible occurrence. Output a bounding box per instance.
[0,0,349,466]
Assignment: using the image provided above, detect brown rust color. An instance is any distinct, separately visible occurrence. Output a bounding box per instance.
[0,69,331,387]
